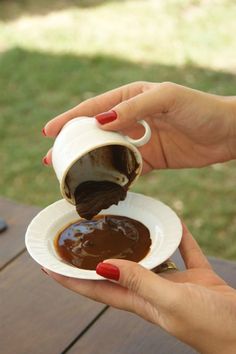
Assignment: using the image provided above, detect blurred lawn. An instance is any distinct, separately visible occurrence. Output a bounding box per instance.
[0,0,236,259]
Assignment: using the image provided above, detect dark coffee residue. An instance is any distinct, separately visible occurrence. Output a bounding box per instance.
[73,145,139,219]
[74,181,127,220]
[55,215,151,270]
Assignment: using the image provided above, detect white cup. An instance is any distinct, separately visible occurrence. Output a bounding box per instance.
[52,117,151,204]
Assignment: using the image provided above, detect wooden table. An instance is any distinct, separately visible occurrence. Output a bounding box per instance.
[1,197,236,354]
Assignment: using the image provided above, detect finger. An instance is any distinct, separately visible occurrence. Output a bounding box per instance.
[42,148,52,166]
[96,83,174,132]
[45,270,137,311]
[179,223,212,270]
[99,259,182,309]
[44,82,144,137]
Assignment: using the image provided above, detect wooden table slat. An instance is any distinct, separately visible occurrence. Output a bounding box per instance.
[67,308,197,354]
[67,252,236,354]
[0,198,40,269]
[1,198,236,354]
[0,252,106,354]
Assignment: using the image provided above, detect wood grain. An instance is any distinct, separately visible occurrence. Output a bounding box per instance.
[0,252,106,354]
[0,198,40,269]
[67,308,197,354]
[67,254,236,354]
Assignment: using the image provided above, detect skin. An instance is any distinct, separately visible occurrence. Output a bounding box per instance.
[44,226,236,354]
[43,81,236,172]
[42,82,236,353]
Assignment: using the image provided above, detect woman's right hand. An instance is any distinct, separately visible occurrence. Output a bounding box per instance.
[44,225,236,354]
[43,82,236,173]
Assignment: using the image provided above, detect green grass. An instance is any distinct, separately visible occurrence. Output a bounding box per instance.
[0,0,236,260]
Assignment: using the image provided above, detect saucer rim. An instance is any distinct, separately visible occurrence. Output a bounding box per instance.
[25,192,182,280]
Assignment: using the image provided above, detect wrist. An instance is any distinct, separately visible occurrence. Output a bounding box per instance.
[204,342,236,354]
[194,336,236,354]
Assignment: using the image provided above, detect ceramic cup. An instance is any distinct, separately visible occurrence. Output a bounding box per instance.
[52,117,151,204]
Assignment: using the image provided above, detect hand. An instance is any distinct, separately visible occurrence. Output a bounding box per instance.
[43,82,236,172]
[44,225,236,354]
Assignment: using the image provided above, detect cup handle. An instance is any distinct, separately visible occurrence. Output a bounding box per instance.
[125,120,151,147]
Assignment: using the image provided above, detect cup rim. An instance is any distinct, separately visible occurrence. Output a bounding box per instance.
[62,116,95,130]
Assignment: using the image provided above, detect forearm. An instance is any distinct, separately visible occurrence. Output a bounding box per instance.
[224,96,236,159]
[186,326,236,354]
[200,341,236,354]
[180,326,236,354]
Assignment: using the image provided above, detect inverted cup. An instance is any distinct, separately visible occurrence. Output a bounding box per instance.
[52,117,151,205]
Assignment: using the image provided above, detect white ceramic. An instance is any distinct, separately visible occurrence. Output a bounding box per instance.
[52,117,151,204]
[25,192,182,280]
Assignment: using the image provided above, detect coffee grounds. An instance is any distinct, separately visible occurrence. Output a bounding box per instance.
[54,215,151,270]
[74,181,127,220]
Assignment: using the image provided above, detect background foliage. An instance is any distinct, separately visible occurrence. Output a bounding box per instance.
[0,0,236,259]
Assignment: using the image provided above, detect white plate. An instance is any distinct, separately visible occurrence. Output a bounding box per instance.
[25,192,182,280]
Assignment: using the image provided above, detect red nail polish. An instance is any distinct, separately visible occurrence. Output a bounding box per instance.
[42,156,48,165]
[41,268,49,275]
[42,128,47,136]
[95,110,117,125]
[96,262,120,281]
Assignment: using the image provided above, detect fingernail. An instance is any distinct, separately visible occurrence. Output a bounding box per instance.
[95,110,117,125]
[96,262,120,281]
[42,156,48,165]
[42,127,47,136]
[41,268,49,275]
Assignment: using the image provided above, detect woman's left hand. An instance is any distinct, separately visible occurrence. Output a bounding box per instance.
[44,225,236,354]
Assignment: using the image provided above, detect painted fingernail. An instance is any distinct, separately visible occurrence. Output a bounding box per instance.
[96,262,120,281]
[95,110,117,125]
[42,156,48,165]
[42,127,47,136]
[41,268,49,275]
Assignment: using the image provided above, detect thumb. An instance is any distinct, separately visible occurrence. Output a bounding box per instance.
[96,259,182,309]
[95,83,174,131]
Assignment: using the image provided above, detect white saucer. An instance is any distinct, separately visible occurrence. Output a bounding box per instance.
[25,192,182,280]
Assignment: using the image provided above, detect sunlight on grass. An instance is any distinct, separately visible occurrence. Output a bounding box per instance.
[1,0,236,70]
